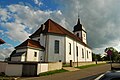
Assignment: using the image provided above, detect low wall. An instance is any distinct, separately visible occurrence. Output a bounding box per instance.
[48,62,62,71]
[0,62,62,76]
[37,62,62,74]
[5,64,23,76]
[37,63,48,74]
[0,61,7,73]
[73,61,106,67]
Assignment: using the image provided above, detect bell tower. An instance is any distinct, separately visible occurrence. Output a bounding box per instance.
[73,17,87,44]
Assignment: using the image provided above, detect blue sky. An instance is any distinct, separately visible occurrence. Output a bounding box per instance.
[1,0,120,60]
[0,0,60,45]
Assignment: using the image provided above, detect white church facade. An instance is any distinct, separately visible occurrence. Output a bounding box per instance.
[10,18,92,63]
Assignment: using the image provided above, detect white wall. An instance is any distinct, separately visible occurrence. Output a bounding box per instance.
[47,34,65,62]
[21,55,25,61]
[74,31,82,38]
[65,36,92,63]
[26,48,40,62]
[82,31,87,44]
[37,63,48,74]
[39,51,45,62]
[85,47,92,61]
[32,34,46,47]
[11,56,21,61]
[0,62,7,73]
[65,37,74,63]
[12,47,45,62]
[5,64,23,76]
[75,42,85,62]
[40,34,45,47]
[48,62,62,71]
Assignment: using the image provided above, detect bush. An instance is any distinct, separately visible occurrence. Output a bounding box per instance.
[0,72,5,76]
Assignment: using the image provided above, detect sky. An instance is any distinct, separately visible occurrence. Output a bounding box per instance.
[0,0,120,60]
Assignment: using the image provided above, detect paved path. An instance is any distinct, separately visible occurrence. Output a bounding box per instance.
[20,64,119,80]
[63,67,80,71]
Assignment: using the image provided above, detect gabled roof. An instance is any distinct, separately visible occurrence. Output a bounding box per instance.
[15,39,45,49]
[29,19,91,49]
[0,38,5,44]
[11,52,25,57]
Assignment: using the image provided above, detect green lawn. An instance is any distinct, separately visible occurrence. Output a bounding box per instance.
[63,64,70,67]
[39,69,69,76]
[76,63,106,69]
[0,76,16,80]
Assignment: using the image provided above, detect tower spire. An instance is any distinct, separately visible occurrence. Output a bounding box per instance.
[77,14,80,24]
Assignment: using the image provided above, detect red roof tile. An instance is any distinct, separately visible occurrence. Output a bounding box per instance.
[15,39,45,49]
[29,19,91,49]
[0,38,5,44]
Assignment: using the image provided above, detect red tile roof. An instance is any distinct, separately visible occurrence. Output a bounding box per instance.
[15,39,45,49]
[0,38,5,44]
[29,19,91,49]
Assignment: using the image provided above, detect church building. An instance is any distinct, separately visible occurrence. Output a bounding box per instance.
[10,18,92,63]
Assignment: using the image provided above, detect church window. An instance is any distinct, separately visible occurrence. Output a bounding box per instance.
[69,43,71,55]
[76,46,78,56]
[77,33,79,37]
[34,52,37,57]
[82,48,84,58]
[54,40,59,54]
[87,50,89,58]
[84,34,85,37]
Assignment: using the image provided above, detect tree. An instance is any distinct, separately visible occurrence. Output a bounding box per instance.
[105,47,120,62]
[92,53,102,61]
[92,53,96,61]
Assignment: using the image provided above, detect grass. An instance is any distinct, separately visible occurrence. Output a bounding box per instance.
[63,64,70,67]
[0,77,15,80]
[39,69,68,76]
[0,72,18,80]
[76,63,106,69]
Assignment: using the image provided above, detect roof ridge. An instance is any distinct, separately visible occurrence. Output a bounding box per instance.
[49,19,67,34]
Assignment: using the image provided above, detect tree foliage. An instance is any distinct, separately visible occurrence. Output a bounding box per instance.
[92,53,102,61]
[104,47,120,62]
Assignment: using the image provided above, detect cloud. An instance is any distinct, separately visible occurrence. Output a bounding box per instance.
[54,0,120,53]
[0,43,14,60]
[1,22,29,42]
[0,30,3,33]
[1,0,120,58]
[0,3,68,60]
[33,0,43,6]
[0,8,10,22]
[0,4,66,42]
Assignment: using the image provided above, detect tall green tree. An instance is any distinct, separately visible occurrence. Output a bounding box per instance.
[92,53,102,61]
[105,47,120,62]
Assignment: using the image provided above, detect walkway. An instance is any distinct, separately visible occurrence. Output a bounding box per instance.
[20,64,118,80]
[63,67,80,71]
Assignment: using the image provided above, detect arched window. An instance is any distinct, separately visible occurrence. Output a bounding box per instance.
[82,48,84,58]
